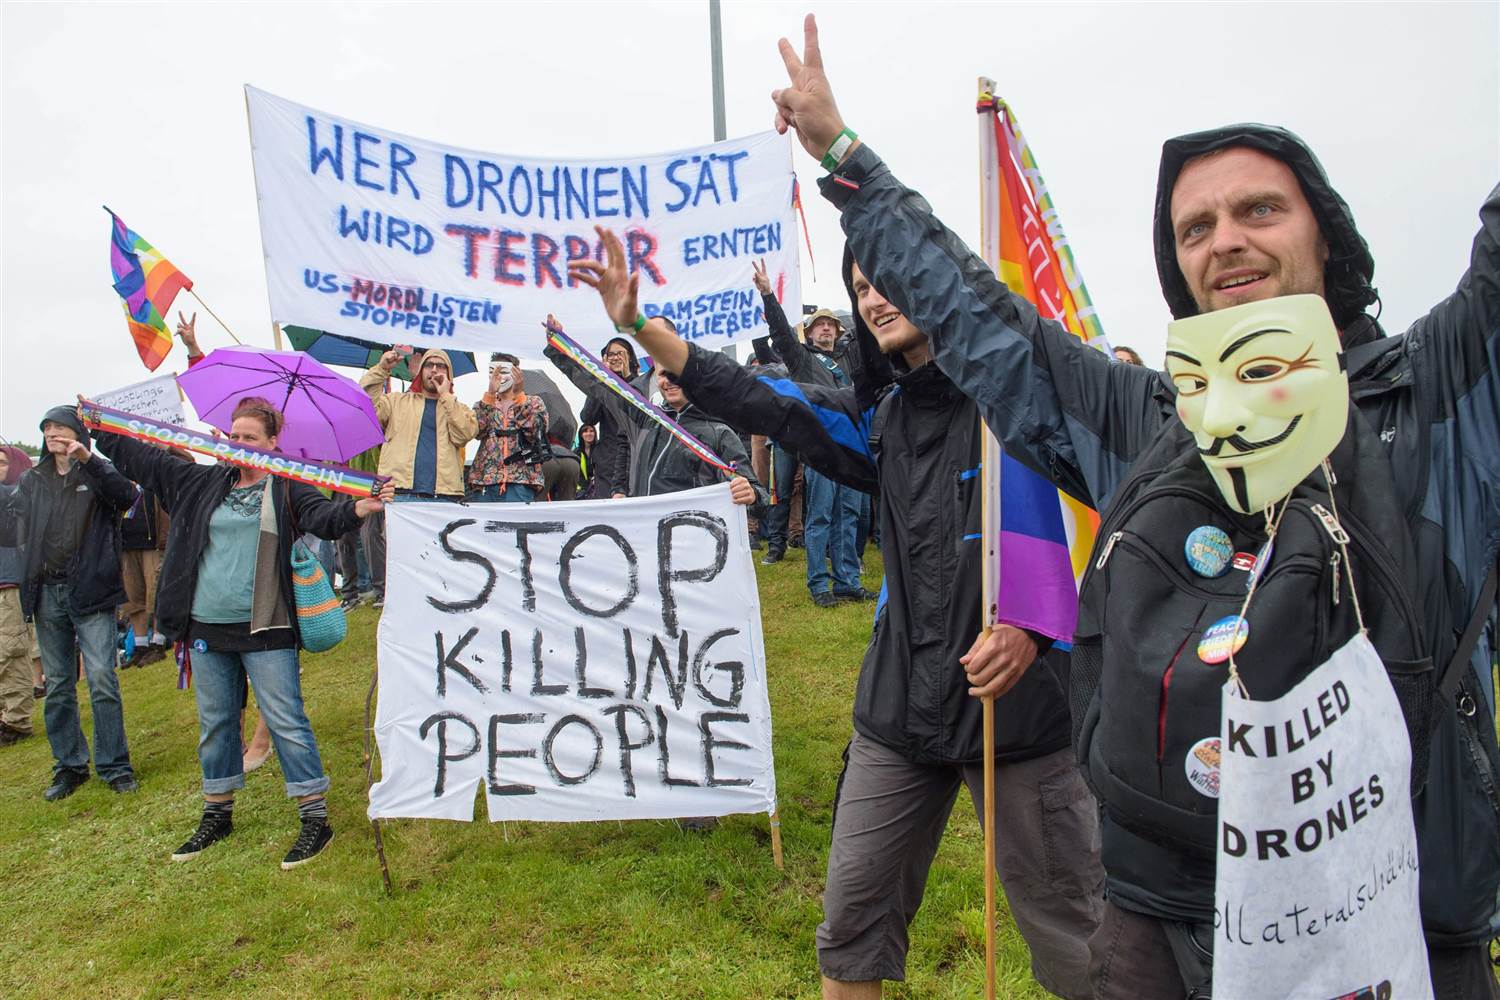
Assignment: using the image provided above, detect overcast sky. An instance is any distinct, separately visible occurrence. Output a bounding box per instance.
[3,1,1496,442]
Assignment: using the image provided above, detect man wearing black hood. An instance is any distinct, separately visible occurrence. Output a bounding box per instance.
[769,14,1500,999]
[569,226,1103,998]
[0,406,139,800]
[560,335,644,499]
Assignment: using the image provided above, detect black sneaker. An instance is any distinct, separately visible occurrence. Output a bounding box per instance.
[108,774,139,794]
[759,550,784,566]
[339,594,362,611]
[0,721,33,747]
[43,769,89,802]
[171,813,233,861]
[135,645,167,668]
[833,588,879,604]
[281,818,334,869]
[812,591,838,608]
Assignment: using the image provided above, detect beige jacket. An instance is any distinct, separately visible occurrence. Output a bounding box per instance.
[359,350,478,495]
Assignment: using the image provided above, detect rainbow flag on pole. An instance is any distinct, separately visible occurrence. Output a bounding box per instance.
[106,207,192,371]
[975,83,1105,644]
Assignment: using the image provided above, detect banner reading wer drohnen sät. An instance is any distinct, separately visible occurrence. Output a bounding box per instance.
[367,484,777,823]
[246,86,802,358]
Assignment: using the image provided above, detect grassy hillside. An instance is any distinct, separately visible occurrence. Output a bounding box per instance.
[0,551,1049,999]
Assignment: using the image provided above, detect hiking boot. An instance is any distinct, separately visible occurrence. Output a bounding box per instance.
[0,721,33,747]
[789,535,805,549]
[43,769,89,801]
[281,818,334,869]
[812,591,838,608]
[171,813,233,861]
[760,549,784,566]
[135,645,166,668]
[108,774,139,794]
[834,588,879,604]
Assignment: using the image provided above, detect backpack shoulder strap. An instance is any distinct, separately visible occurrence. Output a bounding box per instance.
[1439,556,1500,702]
[867,385,901,463]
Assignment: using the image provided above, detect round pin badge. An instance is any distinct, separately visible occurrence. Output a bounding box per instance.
[1198,615,1249,664]
[1185,736,1221,798]
[1184,525,1233,578]
[1244,538,1274,591]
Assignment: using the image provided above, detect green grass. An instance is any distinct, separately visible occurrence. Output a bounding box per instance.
[0,551,1048,999]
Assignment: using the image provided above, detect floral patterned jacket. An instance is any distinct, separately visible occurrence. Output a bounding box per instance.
[470,393,549,491]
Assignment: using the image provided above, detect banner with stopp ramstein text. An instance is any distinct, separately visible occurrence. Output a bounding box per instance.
[246,86,802,357]
[367,484,777,823]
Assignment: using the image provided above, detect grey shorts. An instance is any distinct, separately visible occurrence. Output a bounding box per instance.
[816,730,1103,998]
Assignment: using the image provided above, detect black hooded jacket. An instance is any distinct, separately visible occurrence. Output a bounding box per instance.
[819,132,1500,942]
[564,336,639,497]
[671,248,1070,766]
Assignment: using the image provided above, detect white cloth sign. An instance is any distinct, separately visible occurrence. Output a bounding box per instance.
[94,372,185,426]
[368,484,777,823]
[1213,634,1432,999]
[245,86,802,357]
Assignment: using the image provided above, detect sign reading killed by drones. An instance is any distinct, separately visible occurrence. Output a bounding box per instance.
[368,484,777,823]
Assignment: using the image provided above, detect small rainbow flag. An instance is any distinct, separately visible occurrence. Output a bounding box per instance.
[106,207,192,371]
[976,86,1106,644]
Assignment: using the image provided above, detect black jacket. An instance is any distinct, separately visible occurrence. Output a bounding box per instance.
[96,435,360,648]
[823,136,1500,942]
[0,454,136,617]
[761,292,854,390]
[566,337,640,498]
[676,342,1069,765]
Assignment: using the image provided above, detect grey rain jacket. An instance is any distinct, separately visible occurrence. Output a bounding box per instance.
[821,137,1500,943]
[673,276,1071,766]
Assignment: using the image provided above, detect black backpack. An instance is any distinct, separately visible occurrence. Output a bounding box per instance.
[1070,403,1434,859]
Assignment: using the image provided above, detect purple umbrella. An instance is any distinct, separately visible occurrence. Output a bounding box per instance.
[176,346,383,462]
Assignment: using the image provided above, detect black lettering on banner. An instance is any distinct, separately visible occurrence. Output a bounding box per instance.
[435,627,487,696]
[558,524,640,617]
[428,519,496,613]
[622,627,639,699]
[484,520,565,612]
[700,711,753,787]
[574,626,614,699]
[419,711,480,797]
[691,628,744,708]
[543,714,604,786]
[488,712,545,796]
[500,629,513,692]
[642,631,690,709]
[530,628,568,695]
[656,511,728,636]
[655,705,700,787]
[602,704,655,797]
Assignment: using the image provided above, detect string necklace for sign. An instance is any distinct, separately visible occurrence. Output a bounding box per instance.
[1225,458,1365,698]
[1226,495,1290,698]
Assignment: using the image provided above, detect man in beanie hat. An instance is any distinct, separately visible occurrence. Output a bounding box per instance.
[0,407,139,799]
[770,14,1500,998]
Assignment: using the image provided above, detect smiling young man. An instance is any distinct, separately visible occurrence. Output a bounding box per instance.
[767,14,1500,998]
[568,226,1104,1000]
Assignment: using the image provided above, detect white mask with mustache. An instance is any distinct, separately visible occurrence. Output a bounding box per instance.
[1165,295,1348,514]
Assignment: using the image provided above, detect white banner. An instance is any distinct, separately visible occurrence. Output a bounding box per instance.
[94,372,185,426]
[368,484,777,823]
[246,86,802,357]
[1213,634,1432,999]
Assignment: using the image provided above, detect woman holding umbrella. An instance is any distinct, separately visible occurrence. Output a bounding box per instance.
[94,395,394,869]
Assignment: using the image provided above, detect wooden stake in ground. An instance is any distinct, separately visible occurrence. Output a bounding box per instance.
[770,809,784,870]
[186,287,244,345]
[363,660,394,894]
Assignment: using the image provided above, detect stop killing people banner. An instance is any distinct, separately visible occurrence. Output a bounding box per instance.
[245,86,803,358]
[367,484,778,823]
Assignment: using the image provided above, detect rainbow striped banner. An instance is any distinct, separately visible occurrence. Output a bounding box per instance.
[543,319,735,475]
[80,399,386,498]
[976,83,1105,643]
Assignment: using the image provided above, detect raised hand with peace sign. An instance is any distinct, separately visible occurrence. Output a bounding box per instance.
[770,14,857,166]
[175,310,202,359]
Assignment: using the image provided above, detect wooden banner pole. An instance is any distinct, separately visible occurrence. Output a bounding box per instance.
[770,810,784,870]
[363,660,394,894]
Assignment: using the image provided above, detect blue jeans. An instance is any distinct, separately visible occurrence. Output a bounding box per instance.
[470,483,536,503]
[191,645,330,797]
[762,443,799,552]
[803,468,863,596]
[36,584,132,781]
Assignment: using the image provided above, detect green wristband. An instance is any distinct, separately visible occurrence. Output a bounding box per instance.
[821,127,858,172]
[616,314,647,335]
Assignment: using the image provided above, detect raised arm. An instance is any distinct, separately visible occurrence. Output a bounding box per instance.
[771,15,1169,509]
[359,352,401,429]
[91,432,195,511]
[752,258,826,385]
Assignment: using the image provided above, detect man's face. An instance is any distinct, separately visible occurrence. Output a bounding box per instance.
[1166,295,1347,513]
[602,343,631,376]
[0,453,10,480]
[851,263,925,355]
[807,318,839,351]
[490,361,516,393]
[1170,147,1329,316]
[421,358,450,392]
[657,370,687,409]
[41,421,78,454]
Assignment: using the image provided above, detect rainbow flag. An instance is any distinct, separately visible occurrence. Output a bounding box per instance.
[106,207,192,371]
[976,84,1105,643]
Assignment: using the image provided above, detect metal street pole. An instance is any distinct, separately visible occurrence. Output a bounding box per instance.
[711,0,737,360]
